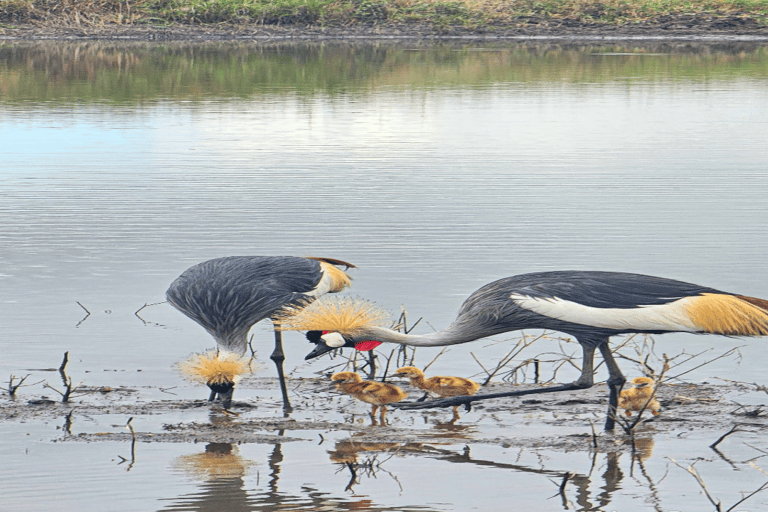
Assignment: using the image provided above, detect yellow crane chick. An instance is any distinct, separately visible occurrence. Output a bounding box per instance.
[331,371,407,424]
[618,376,661,417]
[393,366,480,420]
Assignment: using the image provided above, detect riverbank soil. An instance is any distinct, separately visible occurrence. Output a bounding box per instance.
[1,15,768,41]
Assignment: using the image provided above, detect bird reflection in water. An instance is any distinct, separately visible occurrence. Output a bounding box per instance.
[328,439,414,492]
[160,442,255,512]
[173,442,256,481]
[158,435,660,511]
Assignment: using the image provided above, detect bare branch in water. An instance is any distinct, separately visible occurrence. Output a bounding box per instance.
[710,425,739,450]
[134,301,167,325]
[668,457,768,512]
[75,302,91,327]
[1,374,42,397]
[667,458,722,511]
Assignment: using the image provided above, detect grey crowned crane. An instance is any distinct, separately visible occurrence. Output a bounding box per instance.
[166,255,355,411]
[282,271,768,429]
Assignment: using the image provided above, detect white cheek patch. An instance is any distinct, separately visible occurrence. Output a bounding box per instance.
[509,293,699,332]
[322,332,346,348]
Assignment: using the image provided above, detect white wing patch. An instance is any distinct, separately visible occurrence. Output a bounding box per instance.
[305,272,334,299]
[509,293,699,332]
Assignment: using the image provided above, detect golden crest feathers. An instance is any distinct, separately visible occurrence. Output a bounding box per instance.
[177,350,252,386]
[275,296,390,334]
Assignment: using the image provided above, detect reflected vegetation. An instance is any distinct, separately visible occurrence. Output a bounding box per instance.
[162,434,441,511]
[1,41,768,102]
[155,398,664,512]
[324,434,661,511]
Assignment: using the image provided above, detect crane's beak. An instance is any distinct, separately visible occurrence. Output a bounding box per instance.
[305,341,333,360]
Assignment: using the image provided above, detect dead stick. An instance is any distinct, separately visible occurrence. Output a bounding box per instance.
[59,352,70,389]
[76,302,90,315]
[422,347,448,372]
[59,351,69,373]
[710,425,739,450]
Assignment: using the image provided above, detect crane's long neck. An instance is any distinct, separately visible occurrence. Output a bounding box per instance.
[359,325,489,348]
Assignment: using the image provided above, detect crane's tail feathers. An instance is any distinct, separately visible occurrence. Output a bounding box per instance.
[686,293,768,336]
[317,261,354,292]
[307,256,358,269]
[274,296,390,333]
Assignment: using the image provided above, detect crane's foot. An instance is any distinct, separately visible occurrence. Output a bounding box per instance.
[603,376,626,431]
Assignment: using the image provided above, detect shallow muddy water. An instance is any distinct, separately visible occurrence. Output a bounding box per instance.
[2,41,768,511]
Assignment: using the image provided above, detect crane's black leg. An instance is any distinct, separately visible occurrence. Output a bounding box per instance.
[220,388,234,410]
[271,326,293,412]
[208,389,217,402]
[599,343,626,431]
[573,345,596,388]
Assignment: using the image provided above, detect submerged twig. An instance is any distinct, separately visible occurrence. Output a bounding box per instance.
[134,301,166,325]
[669,457,768,512]
[44,352,84,403]
[668,458,722,511]
[75,302,91,327]
[118,417,137,471]
[710,425,739,450]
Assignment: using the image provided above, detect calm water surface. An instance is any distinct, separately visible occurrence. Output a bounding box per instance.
[2,41,768,511]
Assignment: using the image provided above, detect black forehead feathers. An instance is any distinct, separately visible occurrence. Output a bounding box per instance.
[306,331,323,344]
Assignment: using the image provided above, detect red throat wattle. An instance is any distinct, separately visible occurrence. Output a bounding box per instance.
[354,340,382,351]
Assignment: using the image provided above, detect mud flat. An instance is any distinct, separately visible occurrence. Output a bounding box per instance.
[4,376,767,452]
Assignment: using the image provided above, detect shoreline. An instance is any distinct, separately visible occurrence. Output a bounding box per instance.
[2,20,768,43]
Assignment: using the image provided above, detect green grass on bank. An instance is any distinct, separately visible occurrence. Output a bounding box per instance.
[1,0,767,28]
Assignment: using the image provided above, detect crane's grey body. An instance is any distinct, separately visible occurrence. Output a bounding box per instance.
[429,271,725,347]
[167,256,326,354]
[339,271,726,350]
[167,255,352,411]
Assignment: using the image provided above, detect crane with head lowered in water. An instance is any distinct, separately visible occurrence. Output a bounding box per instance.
[166,255,355,411]
[280,270,768,429]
